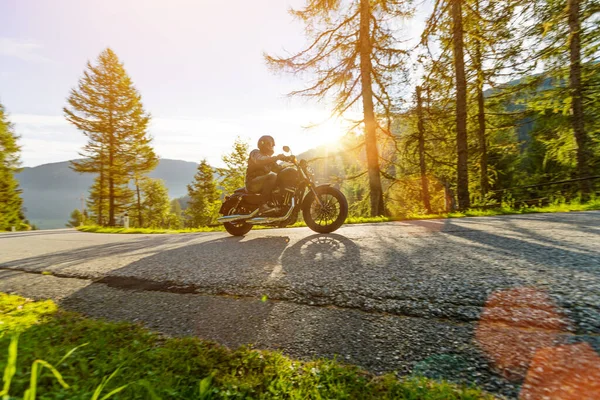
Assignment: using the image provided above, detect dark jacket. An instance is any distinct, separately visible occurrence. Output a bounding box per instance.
[245,149,282,185]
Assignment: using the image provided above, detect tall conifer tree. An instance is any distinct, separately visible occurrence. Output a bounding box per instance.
[65,48,157,226]
[218,137,249,195]
[186,159,220,227]
[265,0,413,216]
[0,103,24,230]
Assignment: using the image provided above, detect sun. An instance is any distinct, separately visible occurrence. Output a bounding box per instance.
[276,108,360,154]
[301,112,359,150]
[312,117,348,147]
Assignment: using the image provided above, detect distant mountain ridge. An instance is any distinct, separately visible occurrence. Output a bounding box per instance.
[16,159,199,229]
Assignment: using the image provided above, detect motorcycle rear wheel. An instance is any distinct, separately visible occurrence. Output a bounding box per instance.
[302,186,348,234]
[224,206,253,236]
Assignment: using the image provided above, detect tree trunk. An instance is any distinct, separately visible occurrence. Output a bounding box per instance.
[568,0,591,196]
[108,102,116,226]
[416,86,432,213]
[108,136,115,226]
[359,0,385,216]
[451,0,470,210]
[98,160,104,225]
[474,38,489,196]
[136,177,143,227]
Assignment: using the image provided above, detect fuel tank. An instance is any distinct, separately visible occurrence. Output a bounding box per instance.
[276,166,299,189]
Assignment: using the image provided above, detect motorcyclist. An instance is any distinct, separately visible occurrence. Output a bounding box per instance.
[245,135,290,215]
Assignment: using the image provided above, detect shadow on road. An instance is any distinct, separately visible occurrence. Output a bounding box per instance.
[0,234,212,272]
[410,218,600,275]
[5,214,599,398]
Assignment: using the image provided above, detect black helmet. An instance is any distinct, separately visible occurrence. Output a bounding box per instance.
[258,135,275,155]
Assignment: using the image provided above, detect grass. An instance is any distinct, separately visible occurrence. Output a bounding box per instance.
[76,225,225,234]
[403,197,600,221]
[0,293,494,399]
[76,199,600,234]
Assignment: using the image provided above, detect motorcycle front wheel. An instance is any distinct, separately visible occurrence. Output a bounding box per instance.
[302,186,348,234]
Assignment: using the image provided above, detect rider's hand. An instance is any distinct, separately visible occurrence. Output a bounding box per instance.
[275,154,286,161]
[286,155,296,163]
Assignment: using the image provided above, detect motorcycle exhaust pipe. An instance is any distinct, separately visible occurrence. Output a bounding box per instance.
[217,198,295,225]
[217,209,258,224]
[247,198,295,225]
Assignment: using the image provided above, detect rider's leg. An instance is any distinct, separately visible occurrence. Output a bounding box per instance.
[260,172,278,202]
[251,173,277,214]
[247,173,278,214]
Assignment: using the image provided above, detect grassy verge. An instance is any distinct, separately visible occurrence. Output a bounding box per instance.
[76,199,600,234]
[76,225,225,234]
[0,293,492,399]
[404,198,600,221]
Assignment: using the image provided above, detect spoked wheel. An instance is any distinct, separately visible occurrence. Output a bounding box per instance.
[302,186,348,234]
[223,206,253,236]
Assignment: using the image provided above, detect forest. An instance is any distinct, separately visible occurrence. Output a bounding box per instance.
[1,0,598,230]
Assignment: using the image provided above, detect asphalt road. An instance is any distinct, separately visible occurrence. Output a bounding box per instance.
[1,212,599,398]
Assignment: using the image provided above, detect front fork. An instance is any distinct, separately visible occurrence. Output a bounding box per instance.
[298,167,324,207]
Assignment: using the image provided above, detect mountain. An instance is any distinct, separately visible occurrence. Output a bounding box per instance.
[16,159,199,229]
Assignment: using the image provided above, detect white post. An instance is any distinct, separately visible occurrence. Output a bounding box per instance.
[124,216,130,229]
[11,226,16,232]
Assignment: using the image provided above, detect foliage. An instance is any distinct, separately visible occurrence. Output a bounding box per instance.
[65,48,157,226]
[265,0,414,217]
[65,209,85,228]
[218,137,249,195]
[76,198,600,235]
[0,293,493,399]
[77,225,224,234]
[168,199,184,229]
[139,178,171,228]
[0,103,24,231]
[186,159,221,227]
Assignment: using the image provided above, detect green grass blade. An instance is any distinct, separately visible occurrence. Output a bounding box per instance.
[90,376,108,400]
[198,375,213,399]
[91,367,121,400]
[33,360,70,388]
[0,335,19,397]
[98,384,129,400]
[23,359,38,400]
[59,342,89,364]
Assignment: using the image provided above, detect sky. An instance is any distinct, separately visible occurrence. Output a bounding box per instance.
[1,0,427,167]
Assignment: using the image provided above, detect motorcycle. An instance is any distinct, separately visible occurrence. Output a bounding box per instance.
[217,146,348,236]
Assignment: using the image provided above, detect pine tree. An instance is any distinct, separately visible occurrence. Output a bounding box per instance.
[129,138,159,227]
[66,209,84,228]
[86,173,109,225]
[186,160,221,227]
[265,0,413,216]
[218,137,249,195]
[525,0,600,195]
[0,103,24,231]
[415,86,432,213]
[420,0,524,207]
[168,199,183,229]
[140,179,171,228]
[462,0,522,197]
[65,48,157,226]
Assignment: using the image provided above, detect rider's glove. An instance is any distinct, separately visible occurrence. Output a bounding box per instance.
[276,154,286,161]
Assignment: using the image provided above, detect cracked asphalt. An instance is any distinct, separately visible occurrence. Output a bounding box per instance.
[1,212,599,398]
